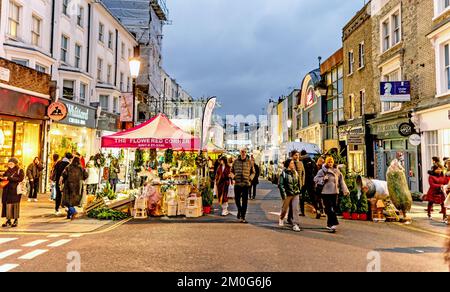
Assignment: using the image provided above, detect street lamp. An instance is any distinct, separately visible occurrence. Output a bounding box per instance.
[129,57,141,125]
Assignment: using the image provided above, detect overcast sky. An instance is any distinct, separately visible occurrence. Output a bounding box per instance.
[162,0,364,116]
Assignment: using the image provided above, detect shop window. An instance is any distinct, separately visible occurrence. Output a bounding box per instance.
[80,83,87,105]
[443,129,450,158]
[0,121,14,172]
[35,63,47,73]
[63,80,75,100]
[12,58,28,67]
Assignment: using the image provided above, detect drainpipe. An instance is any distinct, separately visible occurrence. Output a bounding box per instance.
[114,29,118,87]
[87,3,92,73]
[50,0,56,76]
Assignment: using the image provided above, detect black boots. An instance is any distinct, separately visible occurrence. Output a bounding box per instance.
[2,220,17,228]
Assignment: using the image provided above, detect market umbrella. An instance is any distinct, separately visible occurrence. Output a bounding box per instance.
[101,113,201,150]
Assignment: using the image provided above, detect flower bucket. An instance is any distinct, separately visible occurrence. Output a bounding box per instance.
[203,206,211,215]
[359,213,368,221]
[351,213,360,220]
[342,212,352,220]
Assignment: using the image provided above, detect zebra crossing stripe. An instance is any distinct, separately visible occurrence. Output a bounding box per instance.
[0,264,19,272]
[0,238,18,245]
[47,239,72,247]
[0,249,21,260]
[19,249,49,260]
[22,240,49,247]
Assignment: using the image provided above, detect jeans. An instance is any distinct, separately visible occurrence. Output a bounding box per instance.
[109,179,118,192]
[281,195,300,226]
[67,206,77,219]
[28,179,39,199]
[322,194,339,227]
[249,183,257,199]
[55,183,62,212]
[234,185,249,220]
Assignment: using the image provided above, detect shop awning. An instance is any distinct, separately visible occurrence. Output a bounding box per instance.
[101,113,201,150]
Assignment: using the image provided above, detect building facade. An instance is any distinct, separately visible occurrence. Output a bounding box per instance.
[341,2,376,177]
[417,0,450,191]
[368,0,435,193]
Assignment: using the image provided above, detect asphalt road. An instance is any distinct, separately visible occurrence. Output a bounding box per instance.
[1,181,449,272]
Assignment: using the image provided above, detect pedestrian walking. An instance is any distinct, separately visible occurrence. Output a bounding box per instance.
[61,157,89,220]
[249,157,260,200]
[425,164,448,224]
[230,148,255,223]
[26,157,44,202]
[290,151,306,216]
[1,158,25,228]
[53,152,73,215]
[278,159,302,232]
[49,154,60,201]
[85,159,100,195]
[215,156,231,216]
[314,157,350,232]
[299,150,324,219]
[108,159,120,193]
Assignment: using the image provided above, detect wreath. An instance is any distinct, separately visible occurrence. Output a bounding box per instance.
[94,153,106,168]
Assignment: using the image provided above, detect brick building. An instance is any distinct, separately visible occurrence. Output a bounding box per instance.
[341,2,376,177]
[417,0,450,191]
[368,0,435,193]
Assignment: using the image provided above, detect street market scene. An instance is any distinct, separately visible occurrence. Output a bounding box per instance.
[0,0,449,274]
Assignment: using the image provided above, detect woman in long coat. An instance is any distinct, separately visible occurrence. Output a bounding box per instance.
[1,158,25,228]
[62,157,88,220]
[215,156,231,216]
[426,165,449,222]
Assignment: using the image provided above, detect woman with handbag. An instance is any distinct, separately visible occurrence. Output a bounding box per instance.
[62,157,89,220]
[1,158,25,228]
[426,164,449,224]
[215,156,231,216]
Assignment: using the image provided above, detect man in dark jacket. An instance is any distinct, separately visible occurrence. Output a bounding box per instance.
[249,158,260,200]
[53,152,73,215]
[300,150,324,219]
[26,157,44,202]
[230,148,255,223]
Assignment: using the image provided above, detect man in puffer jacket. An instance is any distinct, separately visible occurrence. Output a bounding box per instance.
[230,148,255,224]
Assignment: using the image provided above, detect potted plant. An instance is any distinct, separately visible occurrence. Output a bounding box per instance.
[358,192,369,221]
[202,185,213,215]
[350,190,359,220]
[340,194,352,220]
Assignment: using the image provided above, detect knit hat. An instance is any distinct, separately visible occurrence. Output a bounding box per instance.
[8,157,19,165]
[325,157,335,165]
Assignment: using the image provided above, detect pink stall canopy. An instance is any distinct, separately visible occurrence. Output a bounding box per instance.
[101,114,201,150]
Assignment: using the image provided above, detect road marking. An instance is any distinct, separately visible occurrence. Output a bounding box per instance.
[48,239,71,247]
[269,212,281,216]
[0,249,22,259]
[0,238,18,245]
[0,264,19,272]
[47,234,63,238]
[22,240,49,247]
[394,223,450,239]
[19,249,48,260]
[70,234,83,238]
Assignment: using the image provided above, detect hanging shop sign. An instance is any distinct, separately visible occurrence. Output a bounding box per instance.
[398,122,414,137]
[98,112,121,132]
[408,134,421,146]
[120,93,133,122]
[380,81,411,102]
[47,102,68,121]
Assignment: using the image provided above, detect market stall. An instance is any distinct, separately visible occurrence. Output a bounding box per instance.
[86,114,212,220]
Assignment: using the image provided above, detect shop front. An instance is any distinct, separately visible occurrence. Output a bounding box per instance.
[339,115,375,177]
[417,104,450,192]
[48,100,97,163]
[369,116,420,193]
[0,88,49,172]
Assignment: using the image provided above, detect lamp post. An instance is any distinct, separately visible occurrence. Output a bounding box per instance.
[287,119,292,142]
[129,58,141,126]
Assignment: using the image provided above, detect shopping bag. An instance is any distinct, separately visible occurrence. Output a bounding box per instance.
[444,188,450,209]
[227,184,235,199]
[0,180,9,188]
[213,183,218,198]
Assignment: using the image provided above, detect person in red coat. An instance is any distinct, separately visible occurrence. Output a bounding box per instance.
[215,156,231,216]
[426,165,449,222]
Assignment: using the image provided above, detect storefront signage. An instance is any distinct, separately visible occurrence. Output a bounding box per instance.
[98,112,120,132]
[380,81,411,102]
[0,88,49,120]
[47,102,68,121]
[348,135,365,145]
[57,100,96,128]
[398,123,414,137]
[409,134,421,146]
[0,67,10,82]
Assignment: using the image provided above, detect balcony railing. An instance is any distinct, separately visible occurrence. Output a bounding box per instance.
[151,0,169,21]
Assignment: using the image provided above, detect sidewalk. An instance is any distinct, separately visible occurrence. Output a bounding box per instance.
[405,201,449,237]
[0,195,114,234]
